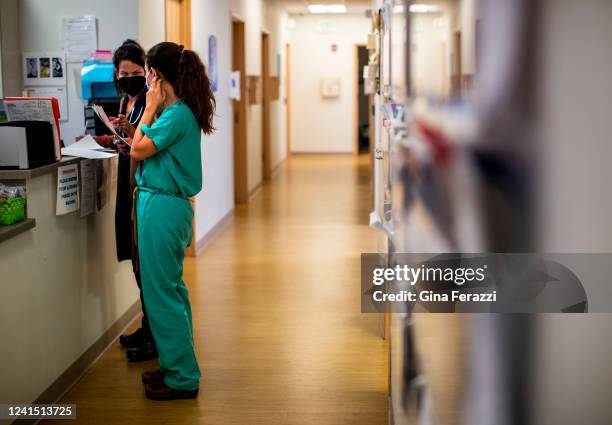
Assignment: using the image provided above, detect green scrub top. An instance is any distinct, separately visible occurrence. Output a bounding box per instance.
[137,101,202,197]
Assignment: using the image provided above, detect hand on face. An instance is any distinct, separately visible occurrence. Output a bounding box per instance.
[146,75,165,112]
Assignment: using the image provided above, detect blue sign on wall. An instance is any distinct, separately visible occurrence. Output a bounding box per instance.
[208,35,218,93]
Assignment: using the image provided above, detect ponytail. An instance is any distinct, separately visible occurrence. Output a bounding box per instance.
[177,49,216,134]
[146,42,216,134]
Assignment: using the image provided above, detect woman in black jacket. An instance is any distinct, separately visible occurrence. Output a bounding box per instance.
[76,39,157,362]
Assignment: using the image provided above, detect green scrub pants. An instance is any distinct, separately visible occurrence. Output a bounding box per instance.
[136,188,201,391]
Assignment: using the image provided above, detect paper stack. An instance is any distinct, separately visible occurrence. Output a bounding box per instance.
[62,135,117,159]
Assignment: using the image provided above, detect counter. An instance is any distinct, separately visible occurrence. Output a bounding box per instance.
[0,157,140,412]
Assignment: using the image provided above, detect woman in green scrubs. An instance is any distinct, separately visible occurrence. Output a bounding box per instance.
[130,42,216,401]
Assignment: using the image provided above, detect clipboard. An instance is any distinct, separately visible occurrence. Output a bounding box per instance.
[91,104,132,146]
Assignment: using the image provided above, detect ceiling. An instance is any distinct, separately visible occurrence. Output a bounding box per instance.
[267,0,372,15]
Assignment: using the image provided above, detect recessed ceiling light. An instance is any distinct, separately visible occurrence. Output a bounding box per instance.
[409,4,442,13]
[308,4,347,14]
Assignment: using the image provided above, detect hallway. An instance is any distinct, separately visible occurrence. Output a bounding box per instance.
[42,155,388,425]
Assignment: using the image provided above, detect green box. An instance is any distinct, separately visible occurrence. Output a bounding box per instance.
[0,196,26,225]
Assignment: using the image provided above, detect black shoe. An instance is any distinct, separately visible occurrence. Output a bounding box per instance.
[126,341,158,362]
[145,381,198,401]
[142,369,165,385]
[119,328,146,349]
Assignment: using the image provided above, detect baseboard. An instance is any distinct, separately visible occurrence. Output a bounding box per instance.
[270,158,286,178]
[194,209,234,256]
[248,182,262,200]
[13,301,142,425]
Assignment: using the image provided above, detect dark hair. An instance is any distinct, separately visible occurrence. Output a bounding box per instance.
[113,39,146,94]
[146,42,216,134]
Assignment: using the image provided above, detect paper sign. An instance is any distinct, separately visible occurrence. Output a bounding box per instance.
[56,164,80,215]
[25,86,68,121]
[62,15,97,63]
[229,71,241,101]
[22,51,67,86]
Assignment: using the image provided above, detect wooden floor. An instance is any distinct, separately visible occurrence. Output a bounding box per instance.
[42,155,388,425]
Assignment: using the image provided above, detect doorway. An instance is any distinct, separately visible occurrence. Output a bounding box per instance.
[355,45,370,154]
[285,43,291,155]
[232,18,248,204]
[451,31,462,95]
[261,32,271,180]
[165,0,192,48]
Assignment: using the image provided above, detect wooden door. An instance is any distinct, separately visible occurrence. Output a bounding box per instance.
[262,32,271,180]
[285,43,291,155]
[165,0,192,48]
[232,19,248,203]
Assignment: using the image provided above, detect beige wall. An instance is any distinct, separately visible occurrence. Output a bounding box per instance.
[0,161,139,410]
[289,14,370,153]
[265,1,290,170]
[138,0,165,50]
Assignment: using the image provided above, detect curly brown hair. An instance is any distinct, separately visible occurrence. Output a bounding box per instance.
[146,41,216,134]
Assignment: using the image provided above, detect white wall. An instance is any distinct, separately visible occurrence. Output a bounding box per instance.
[411,12,451,96]
[289,14,370,153]
[19,0,139,146]
[191,0,235,241]
[138,0,165,51]
[265,1,290,169]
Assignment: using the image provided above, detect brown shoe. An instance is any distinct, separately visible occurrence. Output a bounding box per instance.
[142,369,165,385]
[145,381,199,401]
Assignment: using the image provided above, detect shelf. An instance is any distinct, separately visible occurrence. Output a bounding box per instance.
[0,218,36,243]
[0,157,80,180]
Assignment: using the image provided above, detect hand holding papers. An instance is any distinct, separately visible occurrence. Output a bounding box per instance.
[92,104,131,146]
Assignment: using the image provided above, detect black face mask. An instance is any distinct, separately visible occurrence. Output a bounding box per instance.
[117,75,146,96]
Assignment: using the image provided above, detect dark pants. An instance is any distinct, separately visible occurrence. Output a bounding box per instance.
[134,268,154,344]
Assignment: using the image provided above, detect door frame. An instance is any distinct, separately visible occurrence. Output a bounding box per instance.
[232,17,248,203]
[354,43,367,155]
[261,31,271,180]
[166,0,195,255]
[285,43,291,156]
[165,0,192,48]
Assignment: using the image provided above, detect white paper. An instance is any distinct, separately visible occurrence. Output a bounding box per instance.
[229,71,241,100]
[79,159,96,217]
[62,15,97,63]
[74,134,110,151]
[3,98,61,160]
[24,86,68,121]
[92,104,131,145]
[56,164,80,215]
[22,51,67,86]
[62,146,116,160]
